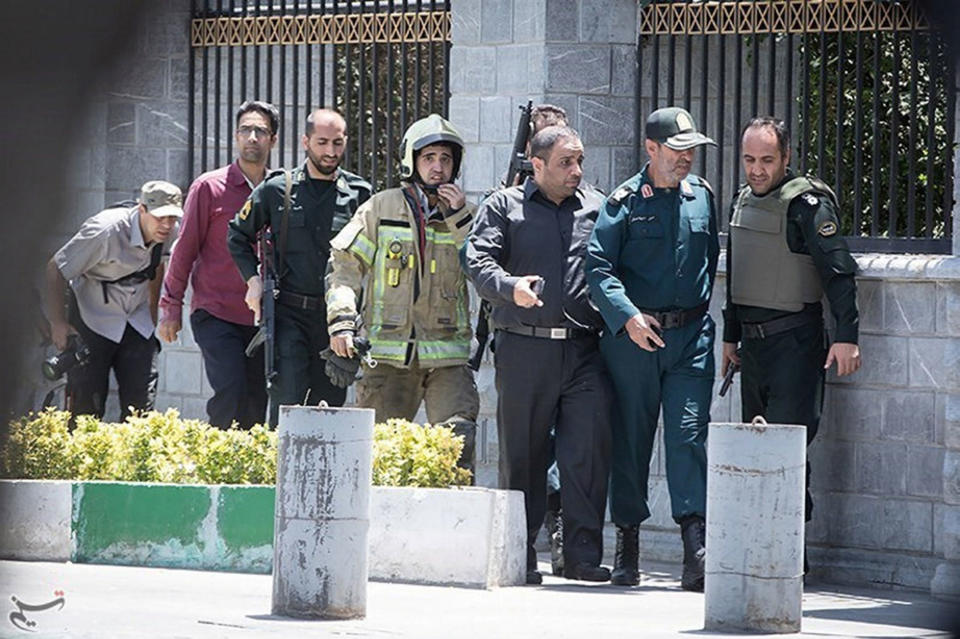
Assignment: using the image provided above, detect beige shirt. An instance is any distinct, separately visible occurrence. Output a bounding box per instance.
[55,206,169,343]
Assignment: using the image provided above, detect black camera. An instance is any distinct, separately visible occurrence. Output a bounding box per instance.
[42,334,90,381]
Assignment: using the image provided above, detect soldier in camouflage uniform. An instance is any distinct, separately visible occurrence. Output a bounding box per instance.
[228,108,372,425]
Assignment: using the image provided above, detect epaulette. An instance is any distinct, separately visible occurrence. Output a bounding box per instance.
[608,185,635,207]
[338,168,373,191]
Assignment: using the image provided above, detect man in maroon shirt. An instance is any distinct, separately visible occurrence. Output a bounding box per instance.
[158,101,278,428]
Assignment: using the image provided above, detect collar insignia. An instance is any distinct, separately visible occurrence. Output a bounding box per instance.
[640,184,654,199]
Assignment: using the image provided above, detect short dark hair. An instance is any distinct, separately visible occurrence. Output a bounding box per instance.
[741,116,790,157]
[529,125,580,161]
[236,101,279,135]
[531,104,568,133]
[305,108,347,136]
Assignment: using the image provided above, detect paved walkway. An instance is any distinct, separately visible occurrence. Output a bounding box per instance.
[0,558,957,639]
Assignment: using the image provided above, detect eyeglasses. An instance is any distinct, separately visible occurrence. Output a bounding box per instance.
[237,125,272,138]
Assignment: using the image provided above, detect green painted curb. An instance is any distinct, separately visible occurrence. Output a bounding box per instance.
[71,482,275,573]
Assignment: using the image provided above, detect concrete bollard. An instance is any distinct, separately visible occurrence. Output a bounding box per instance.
[272,405,374,620]
[704,417,806,634]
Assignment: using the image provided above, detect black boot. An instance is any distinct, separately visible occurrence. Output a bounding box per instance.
[680,515,706,592]
[610,525,640,586]
[545,509,564,576]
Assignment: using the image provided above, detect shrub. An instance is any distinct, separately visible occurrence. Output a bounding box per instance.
[372,418,471,488]
[1,410,467,488]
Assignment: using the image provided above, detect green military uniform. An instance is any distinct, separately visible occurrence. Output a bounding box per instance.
[723,171,859,520]
[228,163,372,424]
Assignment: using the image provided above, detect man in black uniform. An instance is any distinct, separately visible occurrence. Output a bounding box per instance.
[722,117,861,549]
[465,125,612,585]
[228,108,372,424]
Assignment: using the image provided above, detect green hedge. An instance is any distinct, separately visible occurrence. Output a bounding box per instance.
[0,409,470,488]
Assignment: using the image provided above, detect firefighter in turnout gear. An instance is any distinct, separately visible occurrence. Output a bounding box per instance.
[327,114,480,478]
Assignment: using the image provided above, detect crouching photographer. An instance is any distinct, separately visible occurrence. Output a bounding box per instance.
[44,181,183,419]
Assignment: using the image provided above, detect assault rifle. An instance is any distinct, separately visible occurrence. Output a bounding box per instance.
[245,229,278,390]
[468,102,535,371]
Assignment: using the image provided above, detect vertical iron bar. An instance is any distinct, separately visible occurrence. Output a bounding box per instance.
[202,0,210,173]
[401,0,409,132]
[215,0,222,167]
[415,0,423,119]
[835,33,844,208]
[750,29,759,117]
[305,0,311,115]
[683,0,692,112]
[888,32,900,238]
[291,0,299,167]
[785,32,793,145]
[717,32,725,226]
[266,0,273,105]
[240,0,247,101]
[345,0,353,160]
[358,7,366,178]
[944,51,956,239]
[767,28,775,115]
[227,0,235,164]
[871,30,881,237]
[387,0,395,187]
[800,30,809,174]
[188,0,197,180]
[907,26,919,237]
[651,31,660,111]
[279,3,286,167]
[372,11,379,187]
[667,27,676,105]
[698,28,707,176]
[442,0,450,118]
[428,0,436,115]
[924,32,936,238]
[853,28,863,235]
[817,31,826,179]
[636,32,644,174]
[733,29,742,193]
[325,0,332,109]
[254,0,261,99]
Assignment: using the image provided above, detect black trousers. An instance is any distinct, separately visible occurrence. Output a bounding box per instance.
[270,304,345,426]
[494,331,612,569]
[67,319,159,421]
[740,320,826,521]
[190,309,267,429]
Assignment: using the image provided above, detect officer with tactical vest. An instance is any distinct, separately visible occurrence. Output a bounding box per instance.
[228,108,372,425]
[326,114,479,477]
[722,117,861,560]
[586,107,720,591]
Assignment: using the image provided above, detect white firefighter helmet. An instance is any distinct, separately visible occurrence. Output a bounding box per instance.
[399,114,464,181]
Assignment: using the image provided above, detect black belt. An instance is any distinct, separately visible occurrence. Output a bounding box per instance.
[278,290,321,311]
[741,306,822,340]
[500,325,596,340]
[640,302,708,330]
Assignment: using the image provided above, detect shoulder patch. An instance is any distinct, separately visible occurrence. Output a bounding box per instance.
[238,199,252,221]
[608,186,635,206]
[802,193,819,207]
[817,220,838,237]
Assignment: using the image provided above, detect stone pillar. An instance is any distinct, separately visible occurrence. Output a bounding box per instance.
[704,420,806,634]
[272,405,374,619]
[450,0,639,477]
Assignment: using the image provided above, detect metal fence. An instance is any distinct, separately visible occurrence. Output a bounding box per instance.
[636,0,956,253]
[189,0,450,190]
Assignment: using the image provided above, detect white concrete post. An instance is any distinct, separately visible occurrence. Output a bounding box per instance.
[704,418,807,634]
[272,405,375,620]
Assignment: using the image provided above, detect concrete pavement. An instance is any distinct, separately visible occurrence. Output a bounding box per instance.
[1,557,957,639]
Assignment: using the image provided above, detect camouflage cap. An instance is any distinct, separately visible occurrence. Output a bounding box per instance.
[645,107,716,151]
[139,180,184,218]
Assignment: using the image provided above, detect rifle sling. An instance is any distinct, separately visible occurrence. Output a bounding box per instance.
[277,168,292,278]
